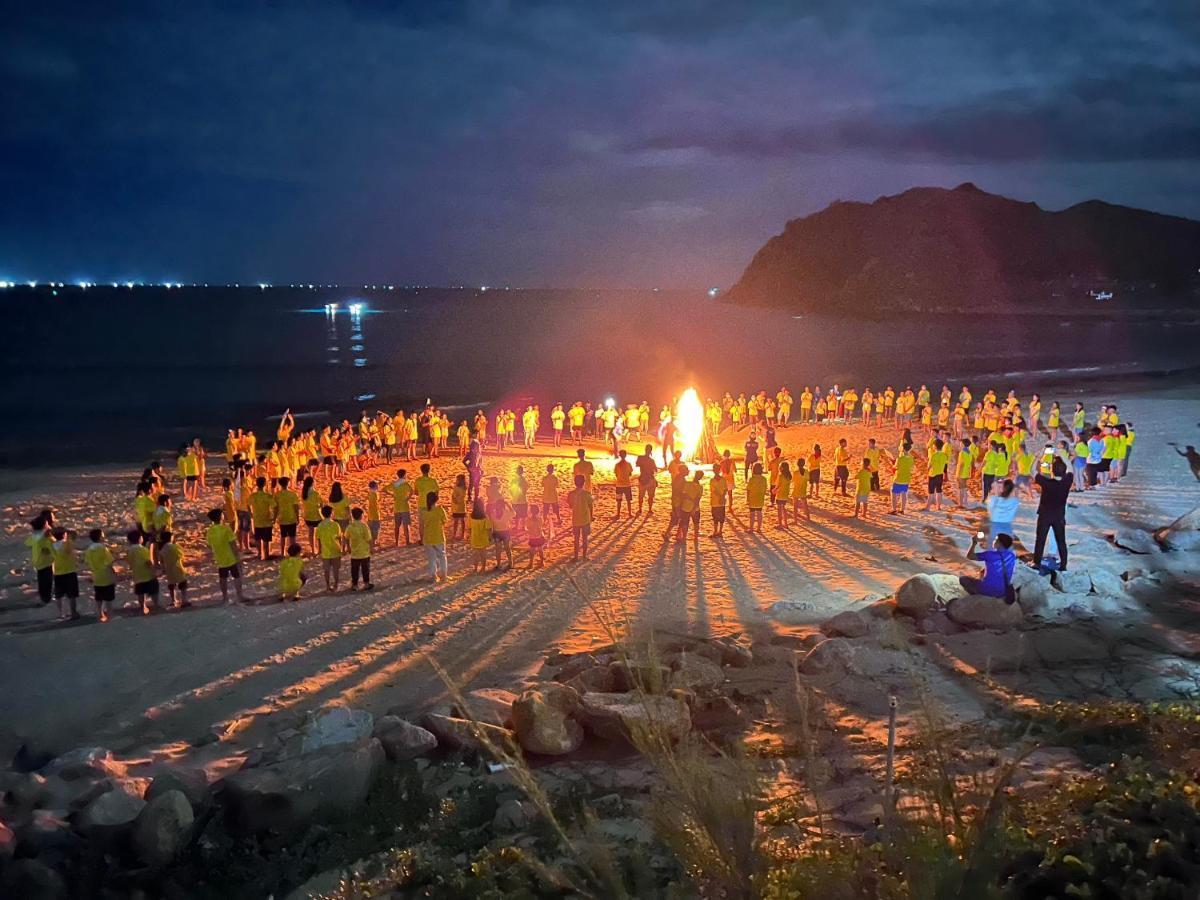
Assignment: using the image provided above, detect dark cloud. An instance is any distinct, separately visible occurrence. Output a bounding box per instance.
[1,0,1198,286]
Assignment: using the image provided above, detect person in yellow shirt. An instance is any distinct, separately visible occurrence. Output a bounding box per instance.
[160,531,190,609]
[567,474,594,560]
[83,528,116,622]
[891,443,915,514]
[526,505,547,569]
[278,543,306,601]
[300,476,324,554]
[774,462,792,528]
[206,508,244,604]
[572,448,594,493]
[853,459,874,519]
[248,477,276,561]
[708,465,729,538]
[541,464,562,530]
[315,505,343,592]
[1014,442,1037,499]
[345,507,375,591]
[924,439,950,511]
[126,529,159,615]
[135,482,156,547]
[745,462,768,534]
[468,499,493,573]
[445,474,467,541]
[511,465,529,531]
[954,438,975,508]
[27,515,55,606]
[275,475,301,558]
[422,492,449,582]
[613,450,634,518]
[791,459,811,522]
[328,481,351,535]
[833,439,850,497]
[152,494,175,561]
[412,464,438,541]
[386,469,413,547]
[865,439,885,492]
[677,469,704,545]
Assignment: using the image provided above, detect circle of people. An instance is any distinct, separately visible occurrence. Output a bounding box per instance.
[23,384,1132,621]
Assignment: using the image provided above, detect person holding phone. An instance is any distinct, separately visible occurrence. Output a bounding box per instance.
[961,531,1017,601]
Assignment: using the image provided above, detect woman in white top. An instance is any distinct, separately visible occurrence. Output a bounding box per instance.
[985,478,1020,545]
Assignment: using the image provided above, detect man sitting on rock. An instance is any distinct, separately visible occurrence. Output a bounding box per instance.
[960,532,1017,603]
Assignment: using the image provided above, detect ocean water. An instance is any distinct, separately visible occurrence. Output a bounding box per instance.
[3,285,1198,466]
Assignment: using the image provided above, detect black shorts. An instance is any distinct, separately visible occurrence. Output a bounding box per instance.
[186,475,198,483]
[135,579,159,598]
[36,566,53,603]
[53,572,79,600]
[218,564,241,579]
[323,455,335,465]
[254,526,273,542]
[280,523,298,539]
[616,486,632,500]
[305,519,321,529]
[156,530,172,548]
[95,583,116,604]
[529,537,546,548]
[810,470,821,484]
[928,474,945,493]
[514,503,528,517]
[711,507,726,523]
[452,512,466,519]
[1099,458,1112,472]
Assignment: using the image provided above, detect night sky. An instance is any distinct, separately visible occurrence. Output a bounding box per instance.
[3,1,1198,288]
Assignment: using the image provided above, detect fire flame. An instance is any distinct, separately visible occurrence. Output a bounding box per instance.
[675,387,704,461]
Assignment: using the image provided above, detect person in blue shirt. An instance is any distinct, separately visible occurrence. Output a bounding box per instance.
[960,532,1017,601]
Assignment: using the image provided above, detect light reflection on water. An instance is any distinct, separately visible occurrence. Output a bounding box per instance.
[317,301,370,368]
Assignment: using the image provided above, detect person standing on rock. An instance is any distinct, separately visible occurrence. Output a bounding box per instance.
[960,532,1016,600]
[1032,456,1072,572]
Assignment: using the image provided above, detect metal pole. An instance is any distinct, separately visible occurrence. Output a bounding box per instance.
[884,694,898,820]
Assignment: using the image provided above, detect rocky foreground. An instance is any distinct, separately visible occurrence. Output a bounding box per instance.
[3,508,1199,897]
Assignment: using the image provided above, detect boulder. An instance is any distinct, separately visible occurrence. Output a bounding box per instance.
[0,859,68,900]
[14,809,82,858]
[1089,568,1124,598]
[373,716,438,762]
[224,739,384,835]
[578,692,691,745]
[301,705,374,754]
[691,696,747,738]
[78,783,145,838]
[41,746,118,781]
[1112,529,1159,555]
[553,653,599,682]
[511,684,584,756]
[799,638,916,678]
[132,790,194,867]
[820,610,869,638]
[1052,569,1092,594]
[11,742,56,774]
[564,665,618,694]
[895,574,966,619]
[946,595,1024,630]
[493,797,536,831]
[422,714,516,756]
[798,638,855,675]
[664,653,725,692]
[8,772,49,808]
[864,598,897,618]
[451,688,517,728]
[608,660,671,693]
[0,821,13,859]
[713,639,754,667]
[917,611,964,636]
[930,631,1028,673]
[40,773,111,812]
[1011,565,1050,615]
[146,766,210,811]
[768,598,816,625]
[1155,508,1200,551]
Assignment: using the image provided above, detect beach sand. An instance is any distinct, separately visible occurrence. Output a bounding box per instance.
[2,381,1198,776]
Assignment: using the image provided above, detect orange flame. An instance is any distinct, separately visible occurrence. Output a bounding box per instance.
[676,387,704,461]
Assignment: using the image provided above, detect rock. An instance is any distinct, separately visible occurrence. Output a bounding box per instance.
[1011,565,1050,615]
[78,783,145,838]
[917,611,963,636]
[578,692,691,745]
[798,638,855,675]
[511,684,584,756]
[451,688,517,728]
[40,773,111,811]
[799,638,916,678]
[608,660,671,693]
[895,573,965,619]
[11,742,55,774]
[664,653,725,691]
[493,797,536,831]
[1155,507,1200,551]
[864,598,897,618]
[713,639,754,667]
[1089,568,1124,598]
[8,772,49,808]
[0,859,68,900]
[133,790,194,867]
[225,739,384,835]
[0,821,13,859]
[820,610,869,638]
[768,598,816,625]
[930,631,1028,673]
[41,746,117,781]
[1112,529,1158,555]
[553,654,599,682]
[564,664,618,694]
[146,766,210,810]
[1052,569,1092,594]
[373,716,438,762]
[594,816,656,846]
[301,705,374,754]
[422,714,516,756]
[946,594,1024,629]
[691,696,747,737]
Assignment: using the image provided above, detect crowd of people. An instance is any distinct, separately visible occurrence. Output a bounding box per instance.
[22,382,1136,620]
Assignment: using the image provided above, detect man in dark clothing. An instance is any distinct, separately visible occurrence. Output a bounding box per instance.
[1033,457,1072,570]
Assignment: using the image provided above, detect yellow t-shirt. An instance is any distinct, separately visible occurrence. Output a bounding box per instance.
[928,450,949,477]
[153,505,174,533]
[135,495,156,531]
[422,506,448,545]
[160,542,188,583]
[855,469,873,495]
[956,450,973,479]
[413,476,438,508]
[388,480,412,512]
[367,490,381,522]
[127,544,155,583]
[345,520,373,559]
[708,477,728,508]
[27,532,54,570]
[541,474,559,504]
[791,471,808,498]
[613,460,633,487]
[330,497,350,523]
[1016,452,1035,476]
[569,489,593,526]
[278,556,304,593]
[572,460,594,492]
[84,543,115,587]
[746,474,768,509]
[469,517,492,549]
[207,523,239,568]
[250,491,276,527]
[315,520,343,559]
[222,489,237,525]
[681,481,703,513]
[302,488,323,522]
[276,490,300,525]
[894,454,915,485]
[775,474,791,502]
[52,539,77,575]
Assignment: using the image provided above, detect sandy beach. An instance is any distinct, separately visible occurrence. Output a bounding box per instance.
[2,380,1198,779]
